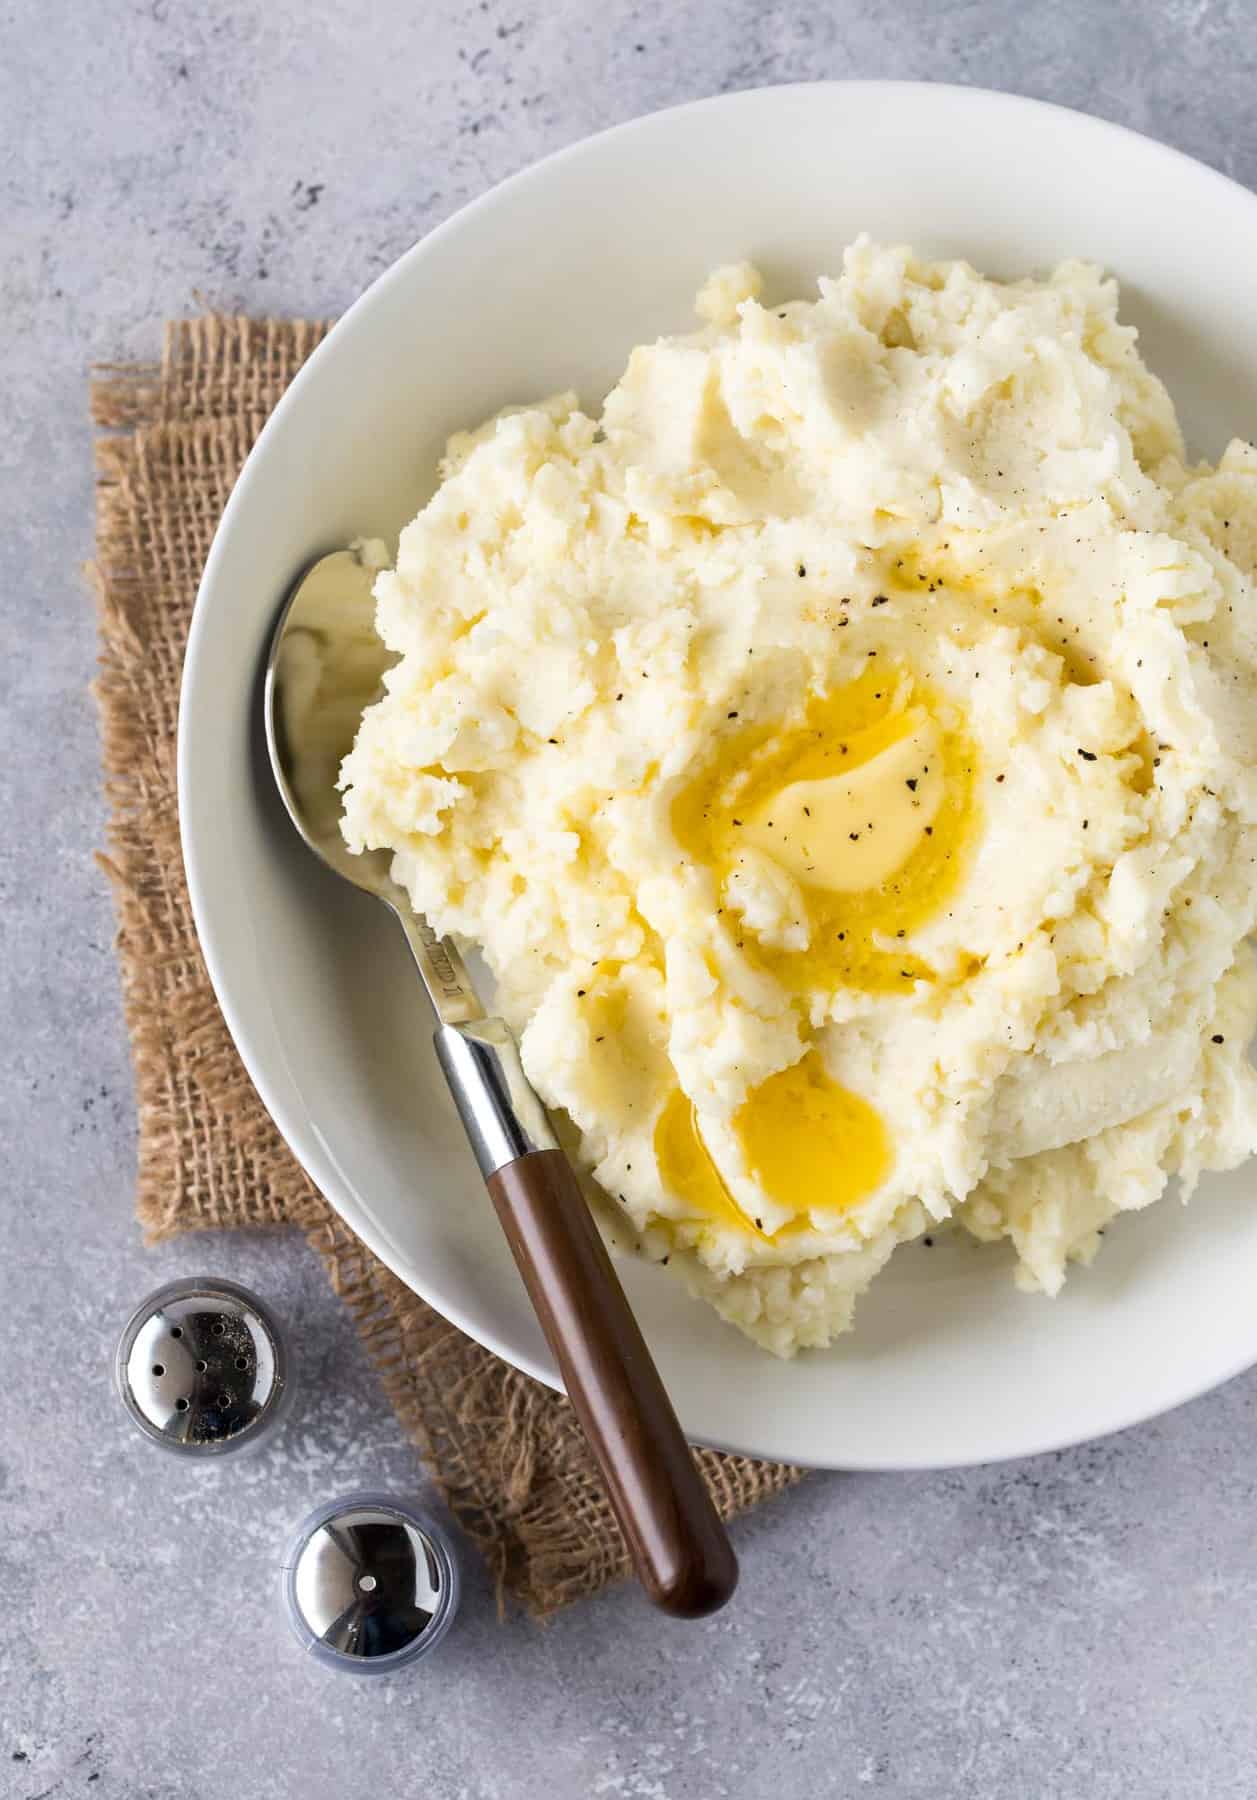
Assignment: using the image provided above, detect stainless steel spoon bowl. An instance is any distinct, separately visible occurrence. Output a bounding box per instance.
[264,547,484,1023]
[263,546,737,1619]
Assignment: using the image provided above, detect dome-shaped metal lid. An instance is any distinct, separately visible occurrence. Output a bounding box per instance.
[281,1493,459,1673]
[115,1277,292,1454]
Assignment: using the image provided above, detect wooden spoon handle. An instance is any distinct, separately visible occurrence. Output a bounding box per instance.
[486,1147,738,1617]
[432,1019,737,1617]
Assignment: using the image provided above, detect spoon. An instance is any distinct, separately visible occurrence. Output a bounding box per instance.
[264,546,738,1619]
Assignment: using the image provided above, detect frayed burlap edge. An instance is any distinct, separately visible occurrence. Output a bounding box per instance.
[89,315,802,1616]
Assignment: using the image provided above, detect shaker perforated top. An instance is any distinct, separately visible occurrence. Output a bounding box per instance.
[114,1276,292,1454]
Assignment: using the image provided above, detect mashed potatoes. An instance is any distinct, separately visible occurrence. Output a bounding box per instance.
[340,239,1257,1355]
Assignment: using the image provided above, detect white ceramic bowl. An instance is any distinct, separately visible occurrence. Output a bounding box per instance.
[181,81,1257,1469]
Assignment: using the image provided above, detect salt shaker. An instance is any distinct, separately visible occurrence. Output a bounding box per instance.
[114,1275,293,1455]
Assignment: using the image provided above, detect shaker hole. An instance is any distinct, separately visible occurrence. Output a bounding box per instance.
[195,1360,208,1373]
[235,1356,249,1370]
[170,1326,183,1339]
[174,1397,189,1412]
[358,1574,378,1593]
[151,1363,165,1377]
[211,1322,226,1337]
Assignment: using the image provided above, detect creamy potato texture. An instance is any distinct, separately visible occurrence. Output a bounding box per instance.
[341,241,1257,1355]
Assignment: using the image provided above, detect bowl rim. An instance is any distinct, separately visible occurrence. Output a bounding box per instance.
[179,79,1257,1469]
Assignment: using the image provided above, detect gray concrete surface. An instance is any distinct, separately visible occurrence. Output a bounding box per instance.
[5,2,1257,1795]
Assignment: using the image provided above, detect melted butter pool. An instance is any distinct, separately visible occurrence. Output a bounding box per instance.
[739,706,945,892]
[654,1052,891,1238]
[672,661,979,995]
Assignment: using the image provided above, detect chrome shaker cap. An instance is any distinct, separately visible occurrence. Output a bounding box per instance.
[115,1276,292,1455]
[281,1492,460,1673]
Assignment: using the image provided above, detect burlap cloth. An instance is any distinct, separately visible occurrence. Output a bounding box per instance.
[89,315,800,1616]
